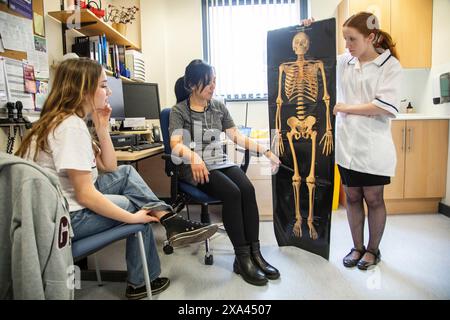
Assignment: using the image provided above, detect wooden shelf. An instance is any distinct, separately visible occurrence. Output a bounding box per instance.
[105,70,136,83]
[48,9,140,51]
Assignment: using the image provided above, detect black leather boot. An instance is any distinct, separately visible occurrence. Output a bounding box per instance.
[250,241,280,280]
[233,245,268,286]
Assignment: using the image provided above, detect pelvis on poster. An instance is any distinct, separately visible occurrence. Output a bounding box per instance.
[267,19,336,259]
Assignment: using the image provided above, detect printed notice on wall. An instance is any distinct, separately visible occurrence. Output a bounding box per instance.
[0,58,8,107]
[4,58,34,110]
[0,11,34,53]
[27,35,49,80]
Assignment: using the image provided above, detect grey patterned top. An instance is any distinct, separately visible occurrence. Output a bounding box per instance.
[169,99,237,185]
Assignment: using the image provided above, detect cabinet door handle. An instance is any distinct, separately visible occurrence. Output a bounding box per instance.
[408,128,413,152]
[401,128,406,151]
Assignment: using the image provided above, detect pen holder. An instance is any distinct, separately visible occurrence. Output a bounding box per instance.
[112,23,127,36]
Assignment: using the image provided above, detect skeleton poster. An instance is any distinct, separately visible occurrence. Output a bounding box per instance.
[267,19,336,259]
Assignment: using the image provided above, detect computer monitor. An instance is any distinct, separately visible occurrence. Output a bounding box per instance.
[122,82,161,120]
[107,76,125,119]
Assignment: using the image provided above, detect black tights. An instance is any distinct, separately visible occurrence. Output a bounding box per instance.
[344,185,387,252]
[198,166,259,248]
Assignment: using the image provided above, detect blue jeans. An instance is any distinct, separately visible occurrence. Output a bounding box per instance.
[70,165,173,286]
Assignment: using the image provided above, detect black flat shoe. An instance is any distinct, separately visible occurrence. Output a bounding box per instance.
[343,247,366,268]
[357,249,381,270]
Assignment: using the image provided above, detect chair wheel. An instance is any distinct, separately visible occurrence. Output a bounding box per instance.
[205,255,213,265]
[163,244,174,255]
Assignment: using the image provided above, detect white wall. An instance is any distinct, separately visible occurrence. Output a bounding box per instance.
[310,0,341,21]
[140,0,168,106]
[140,0,203,108]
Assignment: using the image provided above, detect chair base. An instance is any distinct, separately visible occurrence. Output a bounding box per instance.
[163,242,174,254]
[163,238,215,266]
[205,254,214,265]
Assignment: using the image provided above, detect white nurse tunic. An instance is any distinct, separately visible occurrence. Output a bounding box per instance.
[335,49,402,177]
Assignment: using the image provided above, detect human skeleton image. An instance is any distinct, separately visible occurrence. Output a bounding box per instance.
[268,19,336,259]
[275,31,333,240]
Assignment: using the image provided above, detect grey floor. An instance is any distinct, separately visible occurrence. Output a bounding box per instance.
[76,208,450,300]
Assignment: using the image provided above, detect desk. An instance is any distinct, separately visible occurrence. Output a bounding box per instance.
[116,146,164,170]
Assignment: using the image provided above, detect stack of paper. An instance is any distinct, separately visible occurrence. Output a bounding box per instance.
[125,50,145,82]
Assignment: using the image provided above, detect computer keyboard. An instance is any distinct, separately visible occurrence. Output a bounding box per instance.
[131,142,163,151]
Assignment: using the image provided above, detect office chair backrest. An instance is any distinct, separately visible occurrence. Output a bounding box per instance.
[160,107,177,177]
[160,108,172,156]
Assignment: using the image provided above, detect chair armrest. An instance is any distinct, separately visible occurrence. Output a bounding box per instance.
[162,153,184,166]
[235,146,261,157]
[161,153,183,204]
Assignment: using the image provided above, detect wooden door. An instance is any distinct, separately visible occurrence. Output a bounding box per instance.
[384,120,406,199]
[404,120,449,198]
[337,0,391,54]
[390,0,432,68]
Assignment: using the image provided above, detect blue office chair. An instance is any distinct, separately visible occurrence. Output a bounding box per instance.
[159,107,253,265]
[72,223,153,300]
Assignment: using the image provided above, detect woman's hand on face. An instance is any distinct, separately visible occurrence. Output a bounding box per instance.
[191,159,210,185]
[301,17,315,27]
[92,103,112,131]
[129,209,160,224]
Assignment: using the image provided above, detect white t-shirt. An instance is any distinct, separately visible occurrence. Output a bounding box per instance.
[336,49,402,177]
[26,115,98,212]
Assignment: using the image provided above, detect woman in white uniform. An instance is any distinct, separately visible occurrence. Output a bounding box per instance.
[334,12,402,270]
[303,12,401,269]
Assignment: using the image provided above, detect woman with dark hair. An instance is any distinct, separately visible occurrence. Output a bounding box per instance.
[169,59,281,286]
[304,12,401,270]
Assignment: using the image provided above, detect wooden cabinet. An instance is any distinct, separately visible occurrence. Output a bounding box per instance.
[384,120,405,199]
[403,120,449,198]
[390,0,433,69]
[337,0,432,68]
[384,120,449,213]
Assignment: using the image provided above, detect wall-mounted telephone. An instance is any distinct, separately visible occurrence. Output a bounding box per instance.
[152,125,161,143]
[1,101,33,154]
[7,102,15,120]
[1,101,32,127]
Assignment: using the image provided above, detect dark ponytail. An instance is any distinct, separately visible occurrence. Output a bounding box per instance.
[344,11,399,60]
[174,76,189,103]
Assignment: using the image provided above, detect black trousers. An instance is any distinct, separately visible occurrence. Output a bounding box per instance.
[197,166,259,248]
